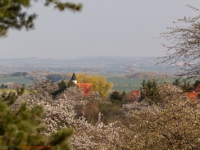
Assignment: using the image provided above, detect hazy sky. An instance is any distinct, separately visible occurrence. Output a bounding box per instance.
[1,0,199,59]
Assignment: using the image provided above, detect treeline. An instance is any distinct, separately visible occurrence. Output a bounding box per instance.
[46,74,68,82]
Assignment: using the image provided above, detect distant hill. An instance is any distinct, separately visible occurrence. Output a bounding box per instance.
[0,56,158,65]
[0,56,177,74]
[81,68,104,74]
[124,72,167,79]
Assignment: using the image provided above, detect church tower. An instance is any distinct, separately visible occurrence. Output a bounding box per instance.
[71,73,77,84]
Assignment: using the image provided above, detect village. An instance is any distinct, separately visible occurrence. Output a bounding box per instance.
[1,72,200,103]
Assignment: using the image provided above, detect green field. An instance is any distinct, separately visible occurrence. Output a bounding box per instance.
[107,76,177,92]
[87,72,119,78]
[113,85,140,92]
[0,77,33,86]
[0,75,178,93]
[107,77,143,92]
[107,77,144,85]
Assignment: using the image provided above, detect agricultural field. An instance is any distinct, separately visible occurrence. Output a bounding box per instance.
[0,73,178,93]
[0,77,33,86]
[107,76,177,92]
[107,77,144,92]
[107,76,144,85]
[113,85,140,92]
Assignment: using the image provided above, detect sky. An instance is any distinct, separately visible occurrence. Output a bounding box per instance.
[1,0,200,59]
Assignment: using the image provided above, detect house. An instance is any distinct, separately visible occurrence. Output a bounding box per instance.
[70,73,92,96]
[77,83,93,96]
[126,90,141,101]
[185,83,200,102]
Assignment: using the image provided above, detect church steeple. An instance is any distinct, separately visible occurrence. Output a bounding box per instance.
[71,73,77,84]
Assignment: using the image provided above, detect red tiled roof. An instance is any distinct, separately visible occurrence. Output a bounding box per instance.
[185,91,198,102]
[77,83,93,96]
[126,90,141,101]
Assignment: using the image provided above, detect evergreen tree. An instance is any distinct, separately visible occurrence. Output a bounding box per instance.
[0,0,82,36]
[0,84,25,105]
[52,80,67,96]
[181,80,193,92]
[193,80,200,98]
[110,91,122,101]
[140,79,160,105]
[0,101,73,150]
[121,91,127,100]
[193,80,200,90]
[0,85,73,149]
[172,78,194,92]
[172,79,181,87]
[140,79,146,100]
[58,80,67,91]
[110,91,126,106]
[67,80,76,88]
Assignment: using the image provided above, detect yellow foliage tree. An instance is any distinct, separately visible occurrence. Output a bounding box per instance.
[75,74,113,98]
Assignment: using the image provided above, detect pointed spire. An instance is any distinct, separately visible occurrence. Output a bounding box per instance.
[71,73,77,84]
[71,73,77,80]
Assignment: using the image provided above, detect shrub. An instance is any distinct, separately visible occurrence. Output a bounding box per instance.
[82,100,99,124]
[99,101,122,124]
